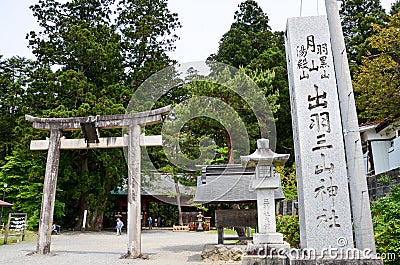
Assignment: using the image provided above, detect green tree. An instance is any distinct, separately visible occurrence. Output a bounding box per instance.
[208,0,293,162]
[176,67,277,164]
[275,164,297,200]
[116,0,181,86]
[246,32,293,160]
[208,0,273,68]
[340,0,388,74]
[25,0,129,230]
[0,55,54,228]
[353,13,400,123]
[0,56,34,166]
[0,0,180,230]
[276,215,300,248]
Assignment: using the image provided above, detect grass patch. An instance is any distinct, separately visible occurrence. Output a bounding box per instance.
[0,230,37,246]
[208,228,256,244]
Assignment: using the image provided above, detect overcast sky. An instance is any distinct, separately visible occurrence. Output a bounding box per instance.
[0,0,396,63]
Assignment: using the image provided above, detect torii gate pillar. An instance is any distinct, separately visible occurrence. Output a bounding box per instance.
[37,129,62,254]
[127,123,141,257]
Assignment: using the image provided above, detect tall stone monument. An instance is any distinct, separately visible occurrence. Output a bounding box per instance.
[285,16,355,252]
[285,15,383,264]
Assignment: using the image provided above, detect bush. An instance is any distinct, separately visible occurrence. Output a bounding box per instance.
[276,214,300,248]
[275,165,297,200]
[371,185,400,265]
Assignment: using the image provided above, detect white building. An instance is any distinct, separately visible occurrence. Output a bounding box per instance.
[360,121,400,176]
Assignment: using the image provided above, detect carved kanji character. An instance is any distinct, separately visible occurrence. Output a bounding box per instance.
[308,84,327,110]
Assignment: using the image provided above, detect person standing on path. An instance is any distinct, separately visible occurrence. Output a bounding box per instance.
[147,216,153,229]
[116,218,124,235]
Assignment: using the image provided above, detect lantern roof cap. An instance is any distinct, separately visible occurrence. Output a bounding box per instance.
[240,139,289,168]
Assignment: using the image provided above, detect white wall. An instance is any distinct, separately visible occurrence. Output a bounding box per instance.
[371,141,391,175]
[360,124,400,175]
[389,136,400,170]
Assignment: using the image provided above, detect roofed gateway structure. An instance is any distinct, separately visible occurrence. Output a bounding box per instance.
[26,106,171,258]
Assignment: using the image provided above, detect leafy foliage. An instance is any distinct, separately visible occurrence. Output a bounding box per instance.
[275,164,297,200]
[340,0,388,74]
[173,66,277,164]
[0,0,180,230]
[276,214,300,248]
[208,0,272,68]
[116,0,181,86]
[209,0,293,163]
[0,57,34,166]
[390,0,400,16]
[371,185,400,265]
[353,13,400,123]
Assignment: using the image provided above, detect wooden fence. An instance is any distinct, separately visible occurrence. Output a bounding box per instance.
[276,199,298,216]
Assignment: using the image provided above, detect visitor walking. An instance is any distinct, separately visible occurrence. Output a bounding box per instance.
[116,218,124,235]
[147,216,153,229]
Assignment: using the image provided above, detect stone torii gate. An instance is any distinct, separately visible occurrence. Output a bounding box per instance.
[25,105,171,257]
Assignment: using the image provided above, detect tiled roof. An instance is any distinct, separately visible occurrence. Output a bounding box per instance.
[194,164,285,204]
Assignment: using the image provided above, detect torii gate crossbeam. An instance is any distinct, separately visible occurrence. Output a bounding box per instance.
[26,105,171,257]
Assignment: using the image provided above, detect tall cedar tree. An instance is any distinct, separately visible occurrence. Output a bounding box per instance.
[205,0,289,239]
[340,0,388,75]
[209,0,294,163]
[0,57,34,166]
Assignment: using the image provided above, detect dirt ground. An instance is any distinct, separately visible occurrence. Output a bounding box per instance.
[0,229,240,265]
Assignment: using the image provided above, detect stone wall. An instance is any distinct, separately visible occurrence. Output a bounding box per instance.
[367,167,400,200]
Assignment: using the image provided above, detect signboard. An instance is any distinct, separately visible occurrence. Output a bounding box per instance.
[4,213,27,244]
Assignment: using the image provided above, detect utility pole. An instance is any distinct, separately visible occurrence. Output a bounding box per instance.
[324,0,376,253]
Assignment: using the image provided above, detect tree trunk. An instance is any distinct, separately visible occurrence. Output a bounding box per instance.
[89,192,109,231]
[74,191,87,231]
[174,179,183,226]
[89,208,98,231]
[225,130,234,164]
[74,150,89,231]
[95,212,104,231]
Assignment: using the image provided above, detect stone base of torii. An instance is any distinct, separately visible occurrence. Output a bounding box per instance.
[26,106,171,257]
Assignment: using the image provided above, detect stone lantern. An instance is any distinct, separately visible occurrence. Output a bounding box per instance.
[197,211,204,231]
[241,139,290,249]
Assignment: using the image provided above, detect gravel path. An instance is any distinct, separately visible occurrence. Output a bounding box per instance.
[0,230,234,265]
